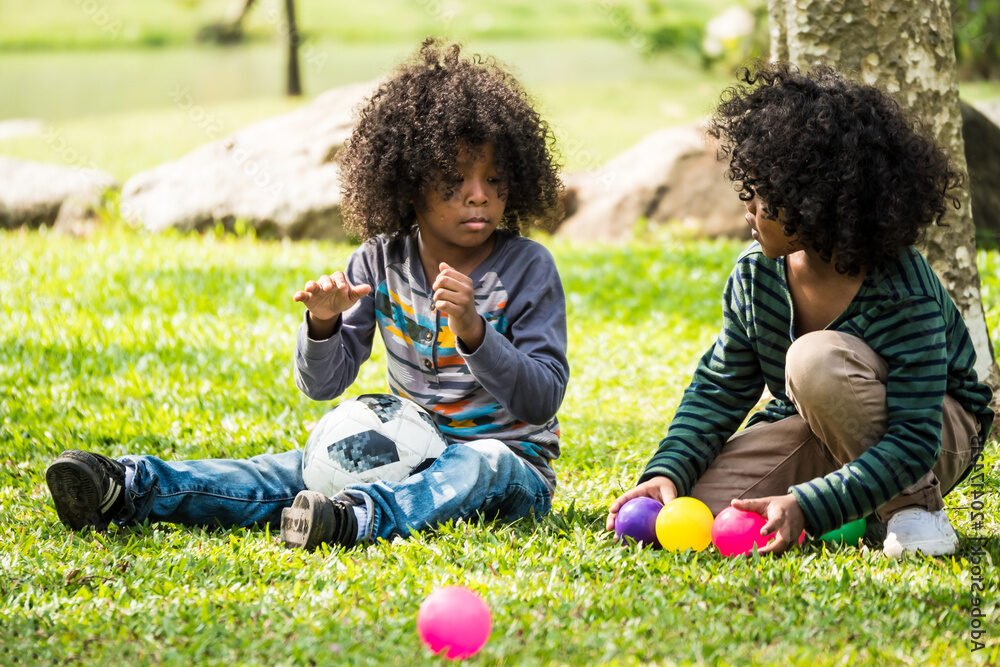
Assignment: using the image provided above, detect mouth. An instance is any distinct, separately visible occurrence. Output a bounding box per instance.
[461,217,490,230]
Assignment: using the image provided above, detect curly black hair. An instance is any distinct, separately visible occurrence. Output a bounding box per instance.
[337,38,562,238]
[709,62,961,275]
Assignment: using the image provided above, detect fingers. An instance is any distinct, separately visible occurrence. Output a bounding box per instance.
[606,489,638,531]
[433,278,474,315]
[657,481,678,505]
[350,283,372,299]
[760,516,781,536]
[609,487,643,514]
[731,498,767,515]
[756,534,790,556]
[294,271,371,304]
[433,264,472,289]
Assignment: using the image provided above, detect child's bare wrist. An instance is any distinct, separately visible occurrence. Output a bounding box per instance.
[307,311,341,338]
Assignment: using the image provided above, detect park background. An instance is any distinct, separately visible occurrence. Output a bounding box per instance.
[1,1,998,664]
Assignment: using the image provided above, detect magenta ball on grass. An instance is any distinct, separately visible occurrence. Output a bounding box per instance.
[614,497,664,547]
[712,507,773,557]
[417,586,492,660]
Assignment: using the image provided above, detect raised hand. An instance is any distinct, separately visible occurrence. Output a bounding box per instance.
[605,476,678,532]
[432,262,485,351]
[293,270,372,332]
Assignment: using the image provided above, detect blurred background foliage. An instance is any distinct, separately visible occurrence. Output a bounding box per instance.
[0,0,996,180]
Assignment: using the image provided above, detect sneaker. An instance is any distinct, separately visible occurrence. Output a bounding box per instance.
[883,508,958,557]
[280,490,359,550]
[45,450,127,530]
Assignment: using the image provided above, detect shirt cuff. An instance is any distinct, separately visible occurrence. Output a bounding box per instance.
[298,311,343,359]
[456,318,505,371]
[788,484,827,536]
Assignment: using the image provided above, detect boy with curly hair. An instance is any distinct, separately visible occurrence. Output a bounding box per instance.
[608,63,993,557]
[46,39,569,551]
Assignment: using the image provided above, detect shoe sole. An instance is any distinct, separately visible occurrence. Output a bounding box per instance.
[45,457,107,531]
[281,491,333,550]
[883,536,958,558]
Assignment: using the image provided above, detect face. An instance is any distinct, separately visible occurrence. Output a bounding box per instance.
[744,193,799,258]
[414,142,507,252]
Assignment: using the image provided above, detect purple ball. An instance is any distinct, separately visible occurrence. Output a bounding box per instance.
[615,497,664,547]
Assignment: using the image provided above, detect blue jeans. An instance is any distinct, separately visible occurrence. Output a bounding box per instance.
[120,439,552,541]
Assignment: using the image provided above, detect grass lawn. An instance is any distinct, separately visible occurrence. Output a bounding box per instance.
[0,223,997,665]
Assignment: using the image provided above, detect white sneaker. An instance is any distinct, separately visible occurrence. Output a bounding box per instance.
[883,508,958,558]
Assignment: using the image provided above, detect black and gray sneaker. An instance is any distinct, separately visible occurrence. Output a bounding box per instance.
[280,490,358,550]
[45,450,127,530]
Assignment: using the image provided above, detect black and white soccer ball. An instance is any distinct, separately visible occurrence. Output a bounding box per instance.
[301,394,448,496]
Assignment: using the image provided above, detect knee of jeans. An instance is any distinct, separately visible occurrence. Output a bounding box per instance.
[785,331,853,406]
[463,439,512,468]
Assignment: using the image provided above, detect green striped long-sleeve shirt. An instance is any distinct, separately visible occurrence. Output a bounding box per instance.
[640,243,994,535]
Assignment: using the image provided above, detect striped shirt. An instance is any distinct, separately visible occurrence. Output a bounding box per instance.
[640,243,994,535]
[294,230,569,491]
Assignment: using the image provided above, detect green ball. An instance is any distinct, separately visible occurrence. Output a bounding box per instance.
[820,518,867,545]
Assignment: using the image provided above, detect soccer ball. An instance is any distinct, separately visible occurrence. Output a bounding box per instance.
[301,393,448,496]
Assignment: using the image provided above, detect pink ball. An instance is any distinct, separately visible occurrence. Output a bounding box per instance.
[417,586,492,660]
[712,507,773,557]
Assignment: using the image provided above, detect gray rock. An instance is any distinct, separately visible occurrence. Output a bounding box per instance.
[0,157,114,230]
[0,119,42,141]
[556,124,749,243]
[120,82,376,239]
[973,99,1000,127]
[558,102,1000,246]
[963,100,1000,248]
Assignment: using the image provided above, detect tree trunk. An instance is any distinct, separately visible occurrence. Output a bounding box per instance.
[284,0,302,97]
[770,0,999,397]
[224,0,257,26]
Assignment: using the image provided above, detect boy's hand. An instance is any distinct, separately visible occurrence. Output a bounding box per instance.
[432,262,485,351]
[605,476,678,532]
[293,271,372,335]
[731,494,805,555]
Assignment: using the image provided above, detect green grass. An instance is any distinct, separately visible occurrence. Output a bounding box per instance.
[1,223,998,665]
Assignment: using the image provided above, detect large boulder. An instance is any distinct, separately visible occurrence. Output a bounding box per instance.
[559,101,1000,245]
[0,119,42,141]
[120,82,376,239]
[0,157,115,232]
[556,124,748,243]
[965,100,1000,248]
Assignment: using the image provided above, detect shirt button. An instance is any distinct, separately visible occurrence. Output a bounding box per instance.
[423,360,433,370]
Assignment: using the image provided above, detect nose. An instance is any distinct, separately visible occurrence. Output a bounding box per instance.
[464,178,488,206]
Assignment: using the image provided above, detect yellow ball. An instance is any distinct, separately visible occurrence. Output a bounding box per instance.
[655,497,714,552]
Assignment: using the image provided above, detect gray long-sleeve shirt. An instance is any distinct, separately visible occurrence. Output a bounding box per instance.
[294,230,570,490]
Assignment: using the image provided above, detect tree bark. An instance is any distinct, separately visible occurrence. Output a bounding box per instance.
[769,0,999,396]
[284,0,302,97]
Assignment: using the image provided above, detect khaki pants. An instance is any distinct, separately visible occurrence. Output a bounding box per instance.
[690,330,982,520]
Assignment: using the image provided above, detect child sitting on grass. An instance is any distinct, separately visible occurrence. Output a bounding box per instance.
[46,38,569,551]
[607,62,993,557]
